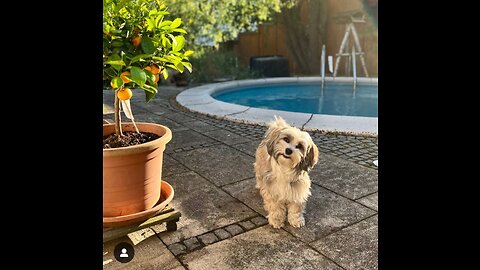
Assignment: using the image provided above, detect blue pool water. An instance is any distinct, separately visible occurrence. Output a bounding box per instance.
[213,82,378,117]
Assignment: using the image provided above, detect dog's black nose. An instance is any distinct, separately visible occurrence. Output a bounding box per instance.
[285,148,292,155]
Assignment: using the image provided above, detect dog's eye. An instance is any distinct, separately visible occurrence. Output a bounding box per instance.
[296,144,304,150]
[283,137,290,143]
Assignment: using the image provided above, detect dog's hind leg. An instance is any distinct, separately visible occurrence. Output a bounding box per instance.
[287,202,306,228]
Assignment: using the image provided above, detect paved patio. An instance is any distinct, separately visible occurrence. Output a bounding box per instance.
[102,82,378,270]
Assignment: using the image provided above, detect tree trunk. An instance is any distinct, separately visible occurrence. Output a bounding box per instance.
[280,0,328,75]
[114,90,122,138]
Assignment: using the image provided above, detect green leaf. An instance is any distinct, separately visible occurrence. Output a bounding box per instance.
[141,36,155,54]
[159,20,172,28]
[184,50,194,57]
[157,11,170,16]
[111,40,124,47]
[142,84,158,102]
[118,7,129,18]
[166,64,178,71]
[152,56,168,62]
[161,34,171,48]
[169,34,177,49]
[144,70,156,85]
[103,67,117,78]
[166,55,182,65]
[170,18,182,29]
[146,17,156,31]
[144,89,156,102]
[106,54,124,71]
[129,66,147,87]
[173,36,185,52]
[161,68,169,80]
[130,54,152,64]
[175,62,185,73]
[154,14,165,27]
[104,60,126,66]
[181,61,192,73]
[142,83,158,93]
[110,77,124,89]
[148,8,158,16]
[172,28,187,34]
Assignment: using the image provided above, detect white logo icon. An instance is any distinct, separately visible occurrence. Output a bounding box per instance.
[119,248,129,258]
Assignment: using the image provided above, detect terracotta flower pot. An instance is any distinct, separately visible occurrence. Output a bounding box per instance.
[103,122,172,217]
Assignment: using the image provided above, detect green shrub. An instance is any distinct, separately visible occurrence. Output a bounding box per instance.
[189,47,259,83]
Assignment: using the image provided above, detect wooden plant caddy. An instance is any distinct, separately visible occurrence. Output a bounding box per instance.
[103,205,181,243]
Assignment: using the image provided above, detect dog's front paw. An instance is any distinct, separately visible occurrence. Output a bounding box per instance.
[268,216,285,229]
[288,215,305,228]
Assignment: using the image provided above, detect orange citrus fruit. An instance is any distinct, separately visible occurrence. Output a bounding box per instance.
[144,66,152,73]
[117,88,132,100]
[120,71,131,83]
[154,73,159,83]
[149,64,161,75]
[132,36,142,47]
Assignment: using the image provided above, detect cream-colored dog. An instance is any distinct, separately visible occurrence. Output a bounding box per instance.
[254,116,319,228]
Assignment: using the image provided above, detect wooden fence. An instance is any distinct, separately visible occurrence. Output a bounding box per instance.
[226,0,378,77]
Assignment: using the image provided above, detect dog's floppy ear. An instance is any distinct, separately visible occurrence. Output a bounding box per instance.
[298,134,319,172]
[264,116,288,157]
[265,127,282,157]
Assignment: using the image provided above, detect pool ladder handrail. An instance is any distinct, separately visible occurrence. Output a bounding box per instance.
[321,44,326,88]
[321,44,357,90]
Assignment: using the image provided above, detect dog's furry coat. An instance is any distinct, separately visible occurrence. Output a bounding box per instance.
[254,116,319,228]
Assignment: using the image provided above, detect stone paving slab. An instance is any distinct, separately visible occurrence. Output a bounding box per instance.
[162,154,191,177]
[230,140,262,157]
[134,100,178,115]
[356,193,378,211]
[103,234,184,270]
[309,153,378,200]
[171,145,255,186]
[165,129,217,152]
[222,178,266,216]
[133,114,189,132]
[179,120,221,133]
[310,215,378,270]
[223,178,376,243]
[203,129,251,146]
[311,134,378,170]
[282,184,376,243]
[164,112,198,124]
[151,171,257,245]
[179,226,342,270]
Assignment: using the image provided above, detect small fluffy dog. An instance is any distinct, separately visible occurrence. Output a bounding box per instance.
[254,116,319,228]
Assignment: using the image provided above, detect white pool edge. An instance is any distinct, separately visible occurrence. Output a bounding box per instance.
[176,77,378,137]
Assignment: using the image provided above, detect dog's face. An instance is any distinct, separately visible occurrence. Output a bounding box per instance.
[264,116,319,171]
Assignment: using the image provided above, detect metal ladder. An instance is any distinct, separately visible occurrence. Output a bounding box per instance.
[333,10,369,78]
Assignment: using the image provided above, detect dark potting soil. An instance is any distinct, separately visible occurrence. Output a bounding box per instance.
[103,131,160,149]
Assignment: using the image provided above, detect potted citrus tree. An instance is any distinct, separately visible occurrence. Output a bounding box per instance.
[103,0,192,222]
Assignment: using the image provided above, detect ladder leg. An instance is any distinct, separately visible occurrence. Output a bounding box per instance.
[333,23,352,77]
[350,23,369,77]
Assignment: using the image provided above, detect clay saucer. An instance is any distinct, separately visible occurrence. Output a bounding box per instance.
[103,180,174,228]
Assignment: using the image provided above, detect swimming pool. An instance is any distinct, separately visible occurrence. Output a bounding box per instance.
[176,77,378,135]
[213,82,377,117]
